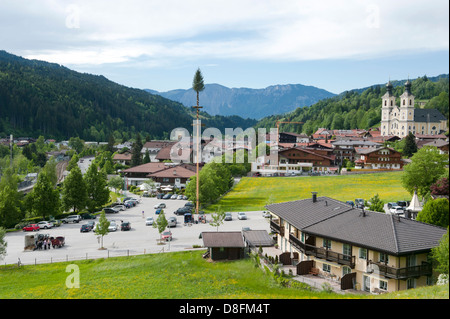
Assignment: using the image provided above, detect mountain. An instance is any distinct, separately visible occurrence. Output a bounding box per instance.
[0,51,256,141]
[146,83,336,120]
[255,74,449,135]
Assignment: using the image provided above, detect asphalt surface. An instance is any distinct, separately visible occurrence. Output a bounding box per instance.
[2,196,270,266]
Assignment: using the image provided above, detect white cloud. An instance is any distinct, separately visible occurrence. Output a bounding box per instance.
[1,0,448,67]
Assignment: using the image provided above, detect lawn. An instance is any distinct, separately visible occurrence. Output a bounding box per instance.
[1,250,447,300]
[0,250,346,299]
[206,171,410,212]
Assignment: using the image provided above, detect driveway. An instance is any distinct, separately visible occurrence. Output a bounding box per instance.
[2,196,270,266]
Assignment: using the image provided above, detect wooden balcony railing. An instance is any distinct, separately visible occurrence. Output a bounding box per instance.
[368,260,432,280]
[270,220,284,236]
[289,234,355,268]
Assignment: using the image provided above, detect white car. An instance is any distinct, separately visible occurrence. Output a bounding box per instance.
[237,212,247,220]
[390,205,401,214]
[37,221,53,229]
[171,194,178,199]
[146,217,154,226]
[114,205,126,211]
[262,211,271,218]
[177,195,184,200]
[108,222,118,232]
[154,203,166,209]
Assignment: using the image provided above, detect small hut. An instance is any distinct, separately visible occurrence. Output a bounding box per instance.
[201,231,246,261]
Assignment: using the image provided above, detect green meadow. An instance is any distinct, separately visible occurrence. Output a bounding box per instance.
[206,171,410,212]
[1,250,447,299]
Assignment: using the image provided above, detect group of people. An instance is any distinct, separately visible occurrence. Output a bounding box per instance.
[34,234,52,250]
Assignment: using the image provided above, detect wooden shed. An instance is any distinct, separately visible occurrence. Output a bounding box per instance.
[201,231,246,261]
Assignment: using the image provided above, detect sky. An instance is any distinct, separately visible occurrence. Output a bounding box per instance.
[0,0,448,94]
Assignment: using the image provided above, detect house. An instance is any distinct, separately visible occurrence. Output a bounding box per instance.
[141,140,175,162]
[420,139,449,154]
[331,140,381,166]
[266,193,447,293]
[112,151,132,165]
[354,146,404,170]
[201,231,246,261]
[122,162,169,186]
[278,147,336,173]
[279,132,310,144]
[147,164,197,189]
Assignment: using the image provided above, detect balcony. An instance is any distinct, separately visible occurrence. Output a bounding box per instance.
[368,260,432,280]
[270,220,284,236]
[289,234,355,268]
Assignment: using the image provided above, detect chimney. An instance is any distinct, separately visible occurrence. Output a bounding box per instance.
[312,192,317,203]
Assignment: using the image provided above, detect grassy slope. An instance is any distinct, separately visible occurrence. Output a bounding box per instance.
[0,250,447,299]
[206,172,410,212]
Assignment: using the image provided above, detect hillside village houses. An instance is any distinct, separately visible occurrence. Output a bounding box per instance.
[266,193,447,293]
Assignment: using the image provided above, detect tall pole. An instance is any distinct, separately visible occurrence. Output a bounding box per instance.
[193,102,202,215]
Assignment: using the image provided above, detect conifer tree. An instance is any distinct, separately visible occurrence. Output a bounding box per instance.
[61,166,87,213]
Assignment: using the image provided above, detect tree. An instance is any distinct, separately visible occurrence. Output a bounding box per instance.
[192,68,205,107]
[94,210,110,249]
[108,175,124,194]
[209,208,226,232]
[67,153,79,171]
[0,168,23,229]
[416,198,449,228]
[403,132,418,158]
[84,163,110,212]
[68,137,84,154]
[61,166,87,213]
[153,210,168,241]
[131,133,143,167]
[401,146,447,199]
[0,227,6,261]
[29,172,60,220]
[431,228,449,275]
[431,177,449,196]
[368,194,384,213]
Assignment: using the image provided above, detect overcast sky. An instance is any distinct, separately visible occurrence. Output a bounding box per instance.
[0,0,448,93]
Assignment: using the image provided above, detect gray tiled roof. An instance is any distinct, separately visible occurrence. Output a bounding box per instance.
[414,109,447,123]
[201,231,245,248]
[266,196,447,256]
[243,230,275,247]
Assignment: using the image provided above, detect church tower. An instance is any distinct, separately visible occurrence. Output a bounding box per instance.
[381,81,395,136]
[399,80,415,137]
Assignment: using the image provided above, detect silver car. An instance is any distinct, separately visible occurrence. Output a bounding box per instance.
[167,217,177,227]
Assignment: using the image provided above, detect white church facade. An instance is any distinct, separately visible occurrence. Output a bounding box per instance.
[380,80,447,137]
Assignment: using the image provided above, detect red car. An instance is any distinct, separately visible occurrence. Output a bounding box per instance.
[23,224,40,232]
[161,230,172,241]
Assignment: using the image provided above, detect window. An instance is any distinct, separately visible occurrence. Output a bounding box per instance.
[342,266,351,276]
[323,238,331,249]
[359,248,367,260]
[322,263,331,273]
[343,244,352,261]
[379,280,388,291]
[379,253,389,264]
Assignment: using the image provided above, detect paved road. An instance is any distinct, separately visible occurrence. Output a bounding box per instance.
[2,196,270,266]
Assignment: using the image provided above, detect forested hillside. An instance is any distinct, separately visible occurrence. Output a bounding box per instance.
[0,51,256,141]
[255,75,449,135]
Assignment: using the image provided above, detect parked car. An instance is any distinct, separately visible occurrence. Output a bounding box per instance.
[22,224,40,232]
[224,212,232,221]
[62,215,82,223]
[393,207,404,215]
[80,213,97,219]
[161,230,172,241]
[121,221,131,231]
[124,200,136,207]
[390,205,401,214]
[146,217,154,226]
[387,202,397,209]
[154,203,166,209]
[162,193,172,199]
[86,221,96,229]
[156,193,164,199]
[182,195,188,200]
[49,219,62,227]
[114,205,126,211]
[237,212,247,220]
[80,224,92,232]
[174,207,192,215]
[397,201,408,208]
[177,195,184,200]
[155,208,163,215]
[345,201,355,207]
[355,198,365,208]
[262,211,271,218]
[108,222,118,232]
[170,194,178,199]
[184,202,195,208]
[104,207,119,214]
[37,221,54,229]
[167,217,177,228]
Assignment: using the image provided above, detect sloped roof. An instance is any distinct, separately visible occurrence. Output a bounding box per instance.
[201,231,245,248]
[147,165,196,179]
[123,162,167,174]
[414,109,447,123]
[266,196,447,256]
[242,230,275,247]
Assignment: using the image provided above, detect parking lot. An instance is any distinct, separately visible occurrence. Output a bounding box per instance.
[2,196,271,266]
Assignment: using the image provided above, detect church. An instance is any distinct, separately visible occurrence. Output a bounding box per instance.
[380,80,447,137]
